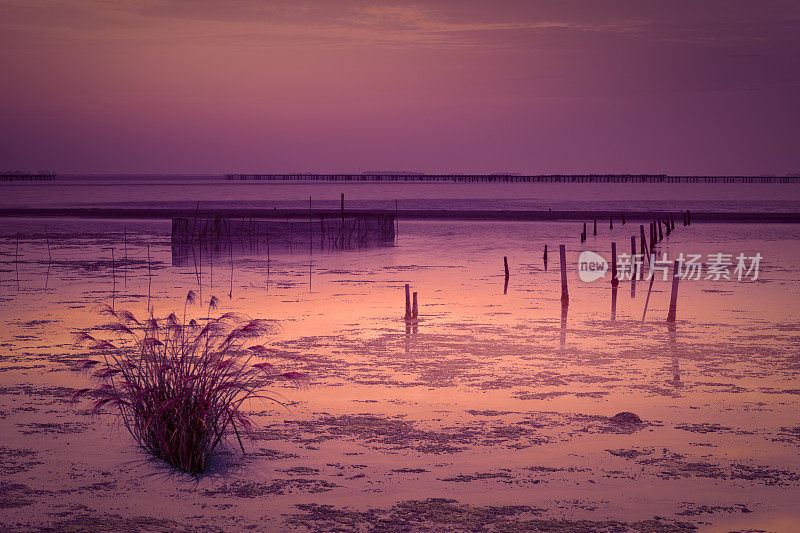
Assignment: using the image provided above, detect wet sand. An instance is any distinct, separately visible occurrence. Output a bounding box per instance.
[0,218,799,531]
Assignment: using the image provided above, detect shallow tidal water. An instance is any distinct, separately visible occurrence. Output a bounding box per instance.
[0,214,799,531]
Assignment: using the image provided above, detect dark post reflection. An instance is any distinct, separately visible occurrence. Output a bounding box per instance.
[668,323,682,388]
[560,303,568,350]
[611,285,618,321]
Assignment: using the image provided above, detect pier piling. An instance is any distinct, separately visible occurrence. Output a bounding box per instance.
[611,242,619,287]
[667,260,681,322]
[640,225,648,262]
[559,244,569,305]
[44,226,51,262]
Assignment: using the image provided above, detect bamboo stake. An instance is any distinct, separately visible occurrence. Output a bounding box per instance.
[667,260,681,322]
[404,283,411,320]
[611,285,618,320]
[611,242,619,287]
[640,224,648,265]
[44,226,51,262]
[111,248,116,311]
[229,241,233,298]
[146,244,152,312]
[559,244,568,305]
[16,233,20,290]
[642,274,656,321]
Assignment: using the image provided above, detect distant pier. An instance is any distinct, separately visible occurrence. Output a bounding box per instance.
[224,173,800,184]
[1,172,56,182]
[1,207,797,223]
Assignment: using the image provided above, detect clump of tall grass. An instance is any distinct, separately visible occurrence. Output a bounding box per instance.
[73,291,304,474]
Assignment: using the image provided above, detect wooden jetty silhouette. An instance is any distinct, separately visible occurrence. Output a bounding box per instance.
[225,173,800,184]
[1,172,56,182]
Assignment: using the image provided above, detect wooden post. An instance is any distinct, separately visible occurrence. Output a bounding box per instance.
[504,256,510,278]
[190,201,199,242]
[146,244,152,311]
[341,193,345,223]
[687,210,691,225]
[640,225,648,262]
[593,219,597,235]
[44,226,51,262]
[543,244,548,270]
[642,273,656,321]
[667,260,680,322]
[15,233,20,290]
[658,219,663,240]
[609,215,613,230]
[123,227,127,288]
[611,285,618,320]
[611,242,619,287]
[404,283,411,320]
[650,222,656,249]
[622,213,626,225]
[412,292,418,319]
[630,236,637,281]
[229,240,233,298]
[559,244,568,305]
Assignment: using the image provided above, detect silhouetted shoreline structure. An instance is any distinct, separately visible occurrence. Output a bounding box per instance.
[171,212,395,266]
[2,207,797,223]
[1,172,56,182]
[224,173,800,184]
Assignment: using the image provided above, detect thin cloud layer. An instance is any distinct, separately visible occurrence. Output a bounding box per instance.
[1,1,798,174]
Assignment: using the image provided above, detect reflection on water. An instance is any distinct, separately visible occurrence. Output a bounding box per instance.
[3,178,800,213]
[668,324,682,388]
[611,285,618,320]
[171,215,396,266]
[0,218,799,529]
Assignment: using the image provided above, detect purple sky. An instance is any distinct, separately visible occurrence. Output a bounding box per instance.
[1,1,799,175]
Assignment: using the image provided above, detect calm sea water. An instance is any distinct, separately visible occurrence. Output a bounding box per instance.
[2,177,800,529]
[2,175,800,212]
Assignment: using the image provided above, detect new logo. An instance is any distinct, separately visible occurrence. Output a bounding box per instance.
[578,250,608,282]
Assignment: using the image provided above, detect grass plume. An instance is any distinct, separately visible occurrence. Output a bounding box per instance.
[73,293,304,474]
